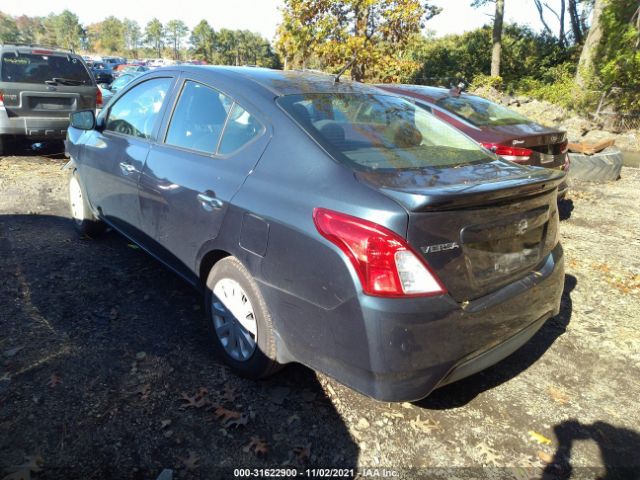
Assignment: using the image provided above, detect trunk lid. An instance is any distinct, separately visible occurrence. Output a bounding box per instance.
[489,123,568,168]
[356,160,564,302]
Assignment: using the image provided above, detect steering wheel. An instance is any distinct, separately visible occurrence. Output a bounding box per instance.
[110,119,134,136]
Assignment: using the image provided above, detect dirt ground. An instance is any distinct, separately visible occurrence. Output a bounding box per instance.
[1,144,639,480]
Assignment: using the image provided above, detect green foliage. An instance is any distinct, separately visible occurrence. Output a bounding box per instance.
[145,18,164,57]
[275,0,440,82]
[191,20,215,61]
[510,63,599,112]
[469,74,504,91]
[0,12,20,43]
[410,24,576,86]
[597,0,640,112]
[212,29,280,68]
[166,20,189,59]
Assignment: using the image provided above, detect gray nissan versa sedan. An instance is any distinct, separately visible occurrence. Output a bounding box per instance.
[65,66,565,402]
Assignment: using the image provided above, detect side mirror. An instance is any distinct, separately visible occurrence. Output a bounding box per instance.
[70,110,96,130]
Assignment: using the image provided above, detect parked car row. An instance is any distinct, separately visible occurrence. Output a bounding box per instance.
[64,65,566,402]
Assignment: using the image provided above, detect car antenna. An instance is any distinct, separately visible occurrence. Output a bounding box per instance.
[449,81,466,97]
[333,55,357,83]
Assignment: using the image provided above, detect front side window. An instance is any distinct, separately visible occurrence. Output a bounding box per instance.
[105,77,172,139]
[1,53,92,85]
[436,95,531,126]
[165,81,232,154]
[279,93,493,171]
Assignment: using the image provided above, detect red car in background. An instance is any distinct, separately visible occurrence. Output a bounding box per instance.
[378,84,570,198]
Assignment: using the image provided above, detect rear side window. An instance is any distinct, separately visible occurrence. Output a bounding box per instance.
[165,81,232,154]
[105,77,172,139]
[279,93,492,171]
[1,53,92,85]
[218,104,265,155]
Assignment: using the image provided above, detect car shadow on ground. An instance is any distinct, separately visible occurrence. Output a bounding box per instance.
[416,274,577,410]
[0,214,358,478]
[1,139,67,159]
[542,420,640,480]
[558,198,574,221]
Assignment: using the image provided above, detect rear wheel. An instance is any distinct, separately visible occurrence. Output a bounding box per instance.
[205,257,281,378]
[68,170,106,237]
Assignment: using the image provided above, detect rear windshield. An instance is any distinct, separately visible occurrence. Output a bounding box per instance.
[436,95,531,127]
[1,53,92,85]
[278,93,493,171]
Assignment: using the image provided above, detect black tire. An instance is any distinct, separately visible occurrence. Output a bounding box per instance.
[68,169,106,237]
[204,256,281,379]
[0,136,5,156]
[568,147,623,182]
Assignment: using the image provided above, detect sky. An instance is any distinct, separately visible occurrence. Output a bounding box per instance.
[1,0,560,42]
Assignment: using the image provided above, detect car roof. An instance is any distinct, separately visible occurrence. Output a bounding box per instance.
[159,66,386,98]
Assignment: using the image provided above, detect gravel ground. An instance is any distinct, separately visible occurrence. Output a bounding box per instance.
[1,148,639,480]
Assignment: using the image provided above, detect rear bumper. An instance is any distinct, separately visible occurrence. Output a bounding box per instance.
[266,244,564,402]
[0,108,69,139]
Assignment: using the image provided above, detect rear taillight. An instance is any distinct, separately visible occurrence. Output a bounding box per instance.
[96,87,103,108]
[559,140,568,153]
[0,91,4,106]
[482,142,533,163]
[313,208,446,297]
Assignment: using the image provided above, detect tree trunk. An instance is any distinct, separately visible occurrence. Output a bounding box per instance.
[576,0,604,87]
[568,0,583,43]
[491,0,504,77]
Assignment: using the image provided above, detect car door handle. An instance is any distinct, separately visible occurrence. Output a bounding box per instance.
[119,162,136,175]
[197,193,223,211]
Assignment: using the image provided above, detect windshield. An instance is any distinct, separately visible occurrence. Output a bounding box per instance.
[1,53,92,85]
[436,95,531,127]
[278,93,494,171]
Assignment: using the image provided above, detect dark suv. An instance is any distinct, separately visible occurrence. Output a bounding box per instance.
[0,44,97,155]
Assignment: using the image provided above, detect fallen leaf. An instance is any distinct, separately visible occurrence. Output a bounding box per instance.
[127,243,140,250]
[135,352,147,361]
[287,414,300,425]
[3,346,24,358]
[529,430,552,445]
[409,415,441,433]
[160,419,172,429]
[243,436,269,456]
[547,386,570,405]
[132,383,151,400]
[179,388,209,409]
[47,373,62,388]
[224,413,249,429]
[222,384,236,402]
[292,444,311,465]
[181,451,199,470]
[537,450,554,464]
[2,470,30,480]
[212,406,241,425]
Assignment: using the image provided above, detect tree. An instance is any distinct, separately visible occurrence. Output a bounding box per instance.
[191,20,215,62]
[165,19,188,60]
[276,0,441,82]
[472,0,505,77]
[52,10,84,50]
[0,12,20,43]
[123,19,142,56]
[15,15,45,44]
[575,0,604,87]
[145,18,164,58]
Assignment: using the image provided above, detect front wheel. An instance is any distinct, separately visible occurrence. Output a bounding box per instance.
[205,257,281,379]
[68,170,106,237]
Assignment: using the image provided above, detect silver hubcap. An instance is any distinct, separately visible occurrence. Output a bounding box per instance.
[212,278,257,362]
[69,176,85,221]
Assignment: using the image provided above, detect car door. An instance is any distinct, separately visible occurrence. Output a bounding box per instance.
[138,77,270,279]
[80,75,175,236]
